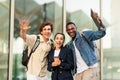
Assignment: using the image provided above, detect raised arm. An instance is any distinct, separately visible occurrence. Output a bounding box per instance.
[91,9,105,29]
[82,10,106,41]
[20,19,30,42]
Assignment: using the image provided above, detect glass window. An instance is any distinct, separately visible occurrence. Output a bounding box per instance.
[14,0,63,79]
[66,0,100,31]
[103,0,120,79]
[0,0,10,80]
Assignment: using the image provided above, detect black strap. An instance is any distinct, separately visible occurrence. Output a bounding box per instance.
[81,33,94,51]
[50,39,54,49]
[28,35,40,60]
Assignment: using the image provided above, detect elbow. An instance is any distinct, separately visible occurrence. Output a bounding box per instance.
[71,65,74,70]
[102,31,106,37]
[47,66,51,71]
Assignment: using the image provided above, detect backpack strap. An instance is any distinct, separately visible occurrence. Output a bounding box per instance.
[50,39,54,49]
[81,33,94,51]
[28,35,40,60]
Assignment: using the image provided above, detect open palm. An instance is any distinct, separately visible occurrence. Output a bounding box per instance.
[20,19,31,31]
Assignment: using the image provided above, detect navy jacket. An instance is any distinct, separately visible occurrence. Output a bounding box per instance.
[47,46,74,80]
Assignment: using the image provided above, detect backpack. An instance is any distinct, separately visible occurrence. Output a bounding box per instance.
[22,35,40,67]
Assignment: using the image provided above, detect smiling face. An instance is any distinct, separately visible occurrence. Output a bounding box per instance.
[40,22,53,42]
[66,23,77,40]
[54,33,65,50]
[41,25,52,41]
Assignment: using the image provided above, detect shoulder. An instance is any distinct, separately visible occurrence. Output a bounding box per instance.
[82,30,95,37]
[48,48,54,57]
[26,34,37,44]
[62,46,73,58]
[49,47,55,53]
[82,30,93,34]
[62,46,72,53]
[65,41,73,47]
[26,34,36,39]
[38,34,44,42]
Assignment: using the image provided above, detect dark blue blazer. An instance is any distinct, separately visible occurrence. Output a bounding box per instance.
[47,46,74,80]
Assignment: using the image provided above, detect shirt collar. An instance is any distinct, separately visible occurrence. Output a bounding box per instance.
[74,32,81,40]
[38,34,51,44]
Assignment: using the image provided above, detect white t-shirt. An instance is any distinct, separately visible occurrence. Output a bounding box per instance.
[73,41,98,74]
[73,41,89,73]
[54,49,60,57]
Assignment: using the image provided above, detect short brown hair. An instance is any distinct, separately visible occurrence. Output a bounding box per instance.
[39,21,53,33]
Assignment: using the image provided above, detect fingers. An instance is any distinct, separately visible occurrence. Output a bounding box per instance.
[19,16,30,25]
[52,62,59,67]
[93,12,99,19]
[52,61,61,67]
[21,19,29,25]
[52,58,61,67]
[19,17,31,31]
[92,11,104,27]
[52,62,56,67]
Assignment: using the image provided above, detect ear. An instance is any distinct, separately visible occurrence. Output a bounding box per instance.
[40,31,43,35]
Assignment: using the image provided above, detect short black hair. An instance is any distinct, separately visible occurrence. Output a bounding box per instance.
[66,22,76,28]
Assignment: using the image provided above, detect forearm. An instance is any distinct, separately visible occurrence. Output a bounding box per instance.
[59,62,74,70]
[47,62,55,72]
[19,19,30,42]
[20,29,27,42]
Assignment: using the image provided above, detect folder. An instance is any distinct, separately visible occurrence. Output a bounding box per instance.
[91,9,101,28]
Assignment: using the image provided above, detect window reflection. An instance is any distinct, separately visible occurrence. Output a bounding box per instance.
[0,0,10,80]
[66,0,100,31]
[103,0,120,79]
[14,0,63,79]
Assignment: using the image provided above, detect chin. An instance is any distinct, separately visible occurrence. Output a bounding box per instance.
[70,35,75,38]
[45,36,50,39]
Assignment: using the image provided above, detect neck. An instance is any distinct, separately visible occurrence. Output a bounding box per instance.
[55,47,60,50]
[42,36,49,42]
[72,37,75,40]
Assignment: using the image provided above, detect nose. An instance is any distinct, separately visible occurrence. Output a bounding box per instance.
[69,29,74,33]
[67,28,72,32]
